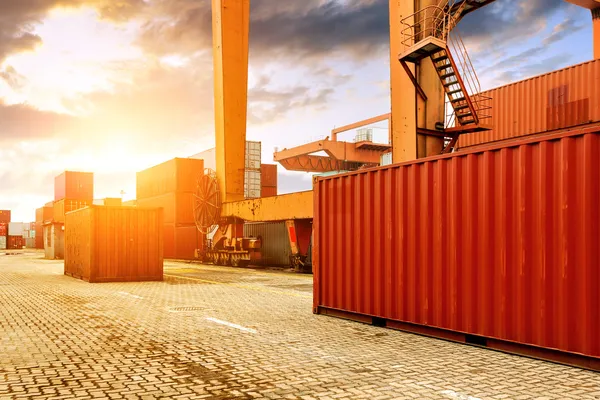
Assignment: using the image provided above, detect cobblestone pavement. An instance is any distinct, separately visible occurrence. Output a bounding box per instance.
[1,252,599,400]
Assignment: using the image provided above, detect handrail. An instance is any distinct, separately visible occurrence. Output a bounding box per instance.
[400,5,450,49]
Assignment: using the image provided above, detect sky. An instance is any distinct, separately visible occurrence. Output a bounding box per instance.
[0,0,593,222]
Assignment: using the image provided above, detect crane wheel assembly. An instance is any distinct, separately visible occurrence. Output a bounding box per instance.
[193,169,262,267]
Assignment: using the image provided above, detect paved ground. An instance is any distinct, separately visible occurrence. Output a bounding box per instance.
[1,252,599,400]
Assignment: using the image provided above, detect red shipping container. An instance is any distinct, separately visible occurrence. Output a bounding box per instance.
[261,187,277,197]
[260,164,278,187]
[0,210,11,224]
[0,223,7,236]
[458,59,600,149]
[136,192,195,225]
[136,158,204,200]
[55,171,94,201]
[35,221,44,249]
[314,126,600,369]
[163,224,202,260]
[7,236,24,250]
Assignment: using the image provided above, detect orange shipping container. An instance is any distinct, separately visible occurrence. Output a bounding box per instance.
[64,206,163,283]
[458,59,600,148]
[54,171,94,201]
[35,206,53,223]
[163,224,202,260]
[35,222,43,249]
[54,199,91,223]
[136,192,195,225]
[136,158,204,200]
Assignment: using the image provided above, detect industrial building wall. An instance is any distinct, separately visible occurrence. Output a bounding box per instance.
[244,222,291,266]
[314,127,600,359]
[458,59,600,148]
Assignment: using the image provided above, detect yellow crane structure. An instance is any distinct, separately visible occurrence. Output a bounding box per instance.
[197,0,497,268]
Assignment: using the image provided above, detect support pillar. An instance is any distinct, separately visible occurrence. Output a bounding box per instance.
[212,0,250,203]
[390,0,417,163]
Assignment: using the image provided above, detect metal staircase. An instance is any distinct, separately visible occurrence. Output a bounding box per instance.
[397,2,492,145]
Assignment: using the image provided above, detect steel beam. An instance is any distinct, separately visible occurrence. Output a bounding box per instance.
[221,191,314,221]
[212,0,250,203]
[331,114,391,141]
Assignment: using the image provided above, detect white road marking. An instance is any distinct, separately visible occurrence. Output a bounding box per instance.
[206,317,257,334]
[440,390,482,400]
[117,291,144,299]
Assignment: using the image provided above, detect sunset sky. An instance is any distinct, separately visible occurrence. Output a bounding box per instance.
[0,0,593,222]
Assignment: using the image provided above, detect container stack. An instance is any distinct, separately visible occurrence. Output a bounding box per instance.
[46,171,94,259]
[0,210,9,250]
[35,205,53,249]
[23,223,36,249]
[260,164,278,197]
[136,158,204,260]
[8,222,26,249]
[244,141,262,199]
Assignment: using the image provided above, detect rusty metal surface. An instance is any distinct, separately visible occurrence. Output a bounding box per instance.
[459,59,600,148]
[313,127,600,361]
[221,191,313,222]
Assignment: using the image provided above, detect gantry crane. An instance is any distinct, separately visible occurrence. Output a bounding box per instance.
[194,0,497,268]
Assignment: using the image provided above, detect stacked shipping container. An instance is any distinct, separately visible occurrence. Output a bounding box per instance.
[46,171,94,259]
[0,211,9,250]
[458,59,600,149]
[260,164,278,197]
[245,141,262,199]
[136,158,204,260]
[190,141,264,199]
[35,206,53,249]
[7,222,27,249]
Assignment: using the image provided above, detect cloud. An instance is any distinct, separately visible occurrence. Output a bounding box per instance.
[543,16,585,46]
[0,0,145,62]
[136,0,390,62]
[458,0,571,48]
[0,101,77,142]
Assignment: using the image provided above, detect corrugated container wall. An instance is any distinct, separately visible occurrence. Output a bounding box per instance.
[136,158,204,199]
[0,210,11,224]
[261,164,277,186]
[244,170,261,199]
[380,152,393,166]
[64,206,163,283]
[36,206,53,223]
[314,128,600,364]
[244,222,291,266]
[0,237,6,250]
[245,141,262,169]
[55,171,94,201]
[8,222,24,236]
[164,225,200,260]
[54,200,91,224]
[458,59,600,148]
[0,223,7,236]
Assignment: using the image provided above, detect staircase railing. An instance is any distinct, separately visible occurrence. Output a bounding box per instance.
[400,5,451,50]
[446,30,492,126]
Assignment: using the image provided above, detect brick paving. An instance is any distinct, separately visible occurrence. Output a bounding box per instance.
[1,252,599,399]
